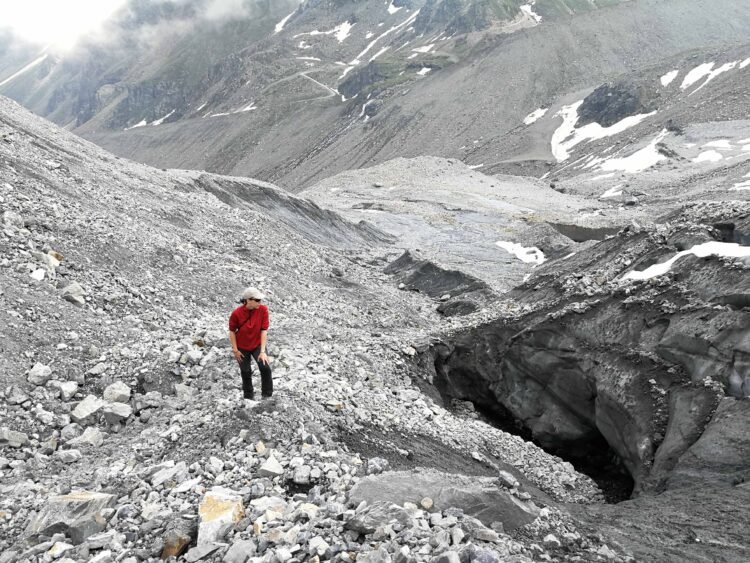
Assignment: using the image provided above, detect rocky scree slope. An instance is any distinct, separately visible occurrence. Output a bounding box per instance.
[0,95,631,563]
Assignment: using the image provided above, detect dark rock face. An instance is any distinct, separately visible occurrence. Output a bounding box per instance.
[194,174,394,249]
[577,82,656,128]
[423,204,750,496]
[339,62,390,100]
[385,250,496,315]
[668,397,750,489]
[414,0,517,36]
[548,222,622,243]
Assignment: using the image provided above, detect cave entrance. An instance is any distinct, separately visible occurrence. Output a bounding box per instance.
[467,401,634,504]
[433,362,634,503]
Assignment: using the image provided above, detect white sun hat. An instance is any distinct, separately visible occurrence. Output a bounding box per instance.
[241,286,265,301]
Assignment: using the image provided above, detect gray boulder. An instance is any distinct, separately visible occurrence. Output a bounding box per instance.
[348,469,539,531]
[102,402,133,424]
[257,454,284,478]
[68,427,104,448]
[103,381,131,403]
[50,380,79,401]
[55,449,83,463]
[70,395,105,423]
[25,491,116,544]
[151,461,189,488]
[61,282,86,306]
[0,427,29,448]
[28,363,53,386]
[223,539,256,563]
[345,501,412,535]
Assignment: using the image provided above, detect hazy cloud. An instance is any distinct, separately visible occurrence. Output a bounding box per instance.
[0,0,129,51]
[1,0,274,53]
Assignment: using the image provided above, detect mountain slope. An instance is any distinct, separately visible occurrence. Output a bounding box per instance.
[0,93,621,561]
[9,0,742,190]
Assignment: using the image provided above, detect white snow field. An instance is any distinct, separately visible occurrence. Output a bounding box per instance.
[496,241,546,265]
[660,70,679,86]
[524,107,548,125]
[597,130,668,173]
[624,241,750,280]
[551,101,656,162]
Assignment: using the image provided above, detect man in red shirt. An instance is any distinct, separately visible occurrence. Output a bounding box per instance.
[228,287,272,400]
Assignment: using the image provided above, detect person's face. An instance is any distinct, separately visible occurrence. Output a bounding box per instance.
[244,298,261,310]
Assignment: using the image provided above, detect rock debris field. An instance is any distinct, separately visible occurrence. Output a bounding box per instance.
[0,95,632,563]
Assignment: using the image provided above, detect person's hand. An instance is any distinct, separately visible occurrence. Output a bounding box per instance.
[258,352,269,365]
[233,349,244,363]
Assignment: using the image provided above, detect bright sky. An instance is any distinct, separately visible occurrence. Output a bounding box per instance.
[1,0,128,50]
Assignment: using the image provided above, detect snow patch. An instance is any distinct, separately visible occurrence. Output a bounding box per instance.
[0,54,49,88]
[690,61,738,94]
[523,107,548,125]
[387,1,402,15]
[599,184,624,199]
[358,100,377,119]
[335,21,354,42]
[704,139,732,149]
[151,109,176,126]
[551,101,656,162]
[624,242,750,281]
[296,56,321,61]
[741,58,750,69]
[417,67,432,76]
[660,70,678,87]
[590,173,615,181]
[274,11,296,34]
[295,21,354,43]
[351,10,420,65]
[681,62,715,89]
[370,47,390,62]
[598,130,669,173]
[124,119,148,131]
[496,241,546,265]
[412,44,435,54]
[693,150,723,163]
[520,1,542,24]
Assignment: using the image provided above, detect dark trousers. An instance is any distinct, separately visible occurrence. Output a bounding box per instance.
[238,347,272,398]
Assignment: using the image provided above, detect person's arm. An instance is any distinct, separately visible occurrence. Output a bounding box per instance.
[228,312,243,362]
[258,308,270,364]
[258,331,269,364]
[229,331,243,362]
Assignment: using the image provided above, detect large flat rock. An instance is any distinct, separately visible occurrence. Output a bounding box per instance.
[347,469,539,531]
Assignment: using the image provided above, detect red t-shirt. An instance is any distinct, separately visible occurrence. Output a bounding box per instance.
[229,304,270,350]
